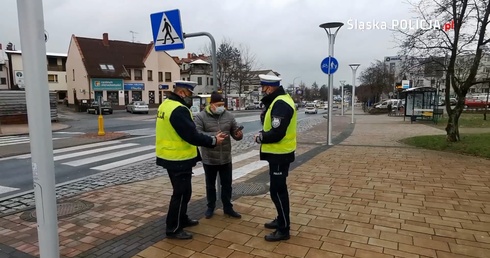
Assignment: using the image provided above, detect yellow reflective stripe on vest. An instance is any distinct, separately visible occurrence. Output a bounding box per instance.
[155,99,198,161]
[262,94,297,154]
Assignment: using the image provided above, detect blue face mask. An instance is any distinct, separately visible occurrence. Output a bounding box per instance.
[214,106,225,115]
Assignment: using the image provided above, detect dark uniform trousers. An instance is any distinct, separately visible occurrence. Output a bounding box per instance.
[203,163,233,211]
[269,162,291,233]
[166,169,193,234]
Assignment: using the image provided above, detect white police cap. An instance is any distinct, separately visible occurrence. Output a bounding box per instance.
[174,80,197,92]
[259,74,282,87]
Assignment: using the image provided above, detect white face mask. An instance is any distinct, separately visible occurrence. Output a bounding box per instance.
[214,106,225,114]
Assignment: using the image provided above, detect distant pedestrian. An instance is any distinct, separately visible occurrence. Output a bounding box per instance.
[155,80,228,240]
[255,74,297,242]
[194,91,243,219]
[387,102,392,116]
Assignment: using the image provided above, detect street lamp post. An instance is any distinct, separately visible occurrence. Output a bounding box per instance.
[339,80,346,116]
[292,76,301,101]
[349,63,360,124]
[320,22,343,146]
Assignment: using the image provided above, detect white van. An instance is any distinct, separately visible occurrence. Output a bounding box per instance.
[375,99,401,109]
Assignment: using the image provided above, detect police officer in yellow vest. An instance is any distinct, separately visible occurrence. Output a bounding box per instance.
[156,80,228,240]
[254,74,297,242]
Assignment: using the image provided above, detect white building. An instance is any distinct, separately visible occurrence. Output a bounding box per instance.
[66,33,181,107]
[0,44,68,101]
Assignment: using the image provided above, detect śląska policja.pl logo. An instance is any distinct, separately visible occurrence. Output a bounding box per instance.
[347,19,454,31]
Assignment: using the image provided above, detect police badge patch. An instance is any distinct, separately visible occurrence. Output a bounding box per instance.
[272,117,281,128]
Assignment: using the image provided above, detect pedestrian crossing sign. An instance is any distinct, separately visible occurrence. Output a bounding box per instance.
[150,9,185,51]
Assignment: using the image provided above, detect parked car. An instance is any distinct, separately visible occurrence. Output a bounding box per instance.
[464,98,490,109]
[305,103,318,114]
[323,103,328,110]
[245,104,256,110]
[87,101,113,115]
[126,101,149,114]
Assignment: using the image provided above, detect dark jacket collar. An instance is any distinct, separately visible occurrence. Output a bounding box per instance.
[260,86,287,106]
[168,92,189,107]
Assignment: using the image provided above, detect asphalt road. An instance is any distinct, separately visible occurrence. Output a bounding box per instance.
[0,107,333,199]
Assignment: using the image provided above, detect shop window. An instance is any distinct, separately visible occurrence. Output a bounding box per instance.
[148,70,153,81]
[107,91,119,105]
[197,77,202,85]
[165,72,171,82]
[158,72,163,82]
[135,69,143,80]
[48,74,58,83]
[0,78,6,85]
[132,91,142,101]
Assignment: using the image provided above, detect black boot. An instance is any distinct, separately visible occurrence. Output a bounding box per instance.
[264,219,278,229]
[183,219,199,228]
[264,230,290,242]
[166,230,193,240]
[224,209,242,218]
[205,208,214,219]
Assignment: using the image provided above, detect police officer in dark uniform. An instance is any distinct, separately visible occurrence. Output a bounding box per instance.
[254,74,297,242]
[156,80,228,240]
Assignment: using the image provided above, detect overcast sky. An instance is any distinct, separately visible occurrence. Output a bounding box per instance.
[1,0,419,88]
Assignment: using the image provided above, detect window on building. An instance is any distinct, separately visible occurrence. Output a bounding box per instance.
[158,72,163,82]
[210,78,213,86]
[165,72,172,82]
[127,69,131,79]
[135,69,143,80]
[72,69,75,81]
[147,70,153,81]
[0,78,6,85]
[198,77,203,85]
[207,77,209,85]
[99,64,115,71]
[0,65,3,71]
[48,74,58,83]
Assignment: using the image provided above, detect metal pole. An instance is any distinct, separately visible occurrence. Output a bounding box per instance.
[183,32,217,91]
[350,65,360,124]
[17,1,60,257]
[341,82,344,116]
[326,35,336,145]
[183,32,221,200]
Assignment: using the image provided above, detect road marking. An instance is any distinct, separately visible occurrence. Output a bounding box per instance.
[62,145,155,167]
[0,136,62,147]
[0,185,20,195]
[193,150,259,176]
[117,128,155,136]
[232,160,268,180]
[236,116,260,123]
[53,132,85,135]
[91,153,155,171]
[54,143,138,161]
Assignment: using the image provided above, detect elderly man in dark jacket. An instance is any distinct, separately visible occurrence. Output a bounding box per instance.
[194,91,244,219]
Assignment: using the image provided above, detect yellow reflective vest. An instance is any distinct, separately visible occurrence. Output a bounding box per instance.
[262,94,297,154]
[155,99,198,161]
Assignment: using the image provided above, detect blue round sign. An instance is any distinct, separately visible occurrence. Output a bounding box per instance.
[321,56,339,74]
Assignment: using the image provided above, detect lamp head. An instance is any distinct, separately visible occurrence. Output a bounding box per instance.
[319,22,344,29]
[349,63,361,69]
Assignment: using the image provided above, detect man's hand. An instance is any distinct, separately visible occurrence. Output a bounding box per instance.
[215,131,228,145]
[234,129,243,139]
[254,133,262,144]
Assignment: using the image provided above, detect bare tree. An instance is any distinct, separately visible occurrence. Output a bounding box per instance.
[233,44,258,106]
[397,0,490,142]
[359,60,394,102]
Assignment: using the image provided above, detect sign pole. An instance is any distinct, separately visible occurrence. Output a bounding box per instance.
[17,0,60,257]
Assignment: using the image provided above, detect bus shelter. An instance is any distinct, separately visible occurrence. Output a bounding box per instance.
[403,87,443,123]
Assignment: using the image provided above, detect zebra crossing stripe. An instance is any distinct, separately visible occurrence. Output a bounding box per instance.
[62,145,155,167]
[91,153,155,171]
[0,185,19,195]
[54,143,138,161]
[192,150,258,176]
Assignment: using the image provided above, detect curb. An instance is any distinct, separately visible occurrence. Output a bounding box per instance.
[0,123,72,137]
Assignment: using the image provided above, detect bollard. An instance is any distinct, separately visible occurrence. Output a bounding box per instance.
[98,114,105,136]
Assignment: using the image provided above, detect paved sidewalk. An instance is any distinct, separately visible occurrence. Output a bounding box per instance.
[0,122,70,136]
[2,112,490,258]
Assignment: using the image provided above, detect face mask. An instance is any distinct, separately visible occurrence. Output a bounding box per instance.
[261,87,269,97]
[214,106,225,114]
[183,96,193,107]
